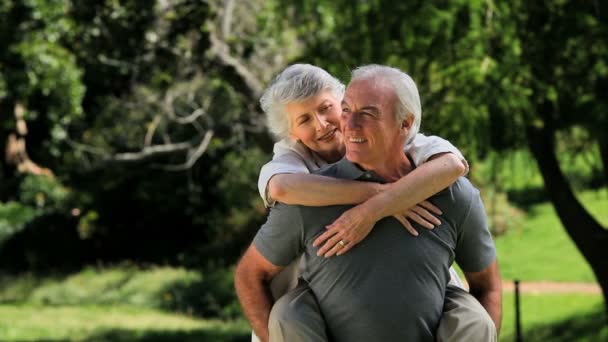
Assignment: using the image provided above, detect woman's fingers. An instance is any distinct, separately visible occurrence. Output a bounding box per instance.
[317,232,344,256]
[405,210,434,229]
[336,240,355,256]
[313,227,337,247]
[392,214,418,236]
[323,238,347,257]
[419,200,442,215]
[411,205,441,226]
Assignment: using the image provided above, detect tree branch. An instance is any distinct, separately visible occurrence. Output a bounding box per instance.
[109,142,192,163]
[208,31,264,98]
[161,130,214,171]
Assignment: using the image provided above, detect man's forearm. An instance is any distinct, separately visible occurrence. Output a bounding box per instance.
[358,153,465,221]
[235,246,283,342]
[466,261,503,334]
[269,173,383,206]
[235,268,274,341]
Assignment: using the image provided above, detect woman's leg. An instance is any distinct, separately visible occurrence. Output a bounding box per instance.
[437,284,497,342]
[268,280,329,342]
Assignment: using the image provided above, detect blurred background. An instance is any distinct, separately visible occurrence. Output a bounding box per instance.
[0,0,606,341]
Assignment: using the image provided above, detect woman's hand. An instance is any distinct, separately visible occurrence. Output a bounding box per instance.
[396,201,443,236]
[313,204,376,257]
[313,200,442,257]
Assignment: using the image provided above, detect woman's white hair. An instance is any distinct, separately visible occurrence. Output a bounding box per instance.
[260,64,345,140]
[351,65,421,144]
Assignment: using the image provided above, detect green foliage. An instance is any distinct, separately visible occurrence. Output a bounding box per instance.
[0,174,70,245]
[18,174,68,210]
[2,1,84,156]
[0,202,36,244]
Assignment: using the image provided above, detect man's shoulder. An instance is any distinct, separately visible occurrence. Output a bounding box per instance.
[448,177,477,201]
[312,162,341,178]
[267,201,304,220]
[433,177,479,221]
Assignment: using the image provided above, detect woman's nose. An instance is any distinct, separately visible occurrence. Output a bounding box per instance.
[314,113,329,131]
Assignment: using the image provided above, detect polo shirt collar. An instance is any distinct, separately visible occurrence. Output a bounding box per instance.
[334,154,418,183]
[334,157,386,183]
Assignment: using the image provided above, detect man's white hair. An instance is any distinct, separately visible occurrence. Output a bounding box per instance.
[351,65,421,144]
[260,64,345,140]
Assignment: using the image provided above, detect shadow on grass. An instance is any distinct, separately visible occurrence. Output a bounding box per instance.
[85,328,250,342]
[503,306,608,342]
[16,328,250,342]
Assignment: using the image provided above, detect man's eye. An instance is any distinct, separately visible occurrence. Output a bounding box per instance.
[342,108,350,113]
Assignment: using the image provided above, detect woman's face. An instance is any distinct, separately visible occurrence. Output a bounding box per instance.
[286,90,345,162]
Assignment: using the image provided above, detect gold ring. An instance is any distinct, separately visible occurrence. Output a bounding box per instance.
[339,240,346,247]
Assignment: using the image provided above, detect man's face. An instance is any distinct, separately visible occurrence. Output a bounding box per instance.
[341,79,409,169]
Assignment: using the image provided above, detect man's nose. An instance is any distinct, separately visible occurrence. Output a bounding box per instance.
[342,112,360,130]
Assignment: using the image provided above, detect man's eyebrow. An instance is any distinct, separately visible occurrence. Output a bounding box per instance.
[360,106,380,115]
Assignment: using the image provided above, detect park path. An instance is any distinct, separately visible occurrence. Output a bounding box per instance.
[501,281,601,294]
[460,281,601,294]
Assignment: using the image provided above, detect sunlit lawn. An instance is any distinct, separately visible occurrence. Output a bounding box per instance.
[0,304,250,342]
[495,189,608,282]
[500,293,607,342]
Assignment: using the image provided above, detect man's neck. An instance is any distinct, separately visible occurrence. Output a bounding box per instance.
[356,153,414,182]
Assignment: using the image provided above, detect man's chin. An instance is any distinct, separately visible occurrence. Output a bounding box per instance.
[345,151,369,164]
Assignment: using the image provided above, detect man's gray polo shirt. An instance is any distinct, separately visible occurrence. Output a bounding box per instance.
[254,157,496,342]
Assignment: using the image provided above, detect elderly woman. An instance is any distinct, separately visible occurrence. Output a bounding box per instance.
[250,64,496,341]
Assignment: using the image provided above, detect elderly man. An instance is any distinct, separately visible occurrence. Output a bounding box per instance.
[235,65,502,341]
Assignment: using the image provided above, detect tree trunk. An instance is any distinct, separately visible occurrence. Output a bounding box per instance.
[526,124,608,322]
[599,137,608,187]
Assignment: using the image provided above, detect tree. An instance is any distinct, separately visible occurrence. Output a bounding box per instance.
[489,1,608,319]
[0,0,295,269]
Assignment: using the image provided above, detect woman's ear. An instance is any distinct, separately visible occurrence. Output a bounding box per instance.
[288,132,300,142]
[400,116,414,130]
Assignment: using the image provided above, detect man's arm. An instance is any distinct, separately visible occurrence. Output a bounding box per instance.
[235,244,284,342]
[465,260,503,334]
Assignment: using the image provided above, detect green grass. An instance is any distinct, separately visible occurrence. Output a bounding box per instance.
[495,188,608,282]
[0,266,200,307]
[500,293,607,342]
[0,304,250,341]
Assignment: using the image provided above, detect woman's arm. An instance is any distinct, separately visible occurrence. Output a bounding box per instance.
[314,153,466,256]
[359,152,465,220]
[268,173,385,206]
[271,152,463,209]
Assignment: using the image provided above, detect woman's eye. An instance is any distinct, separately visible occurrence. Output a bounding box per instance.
[320,105,331,113]
[298,117,309,125]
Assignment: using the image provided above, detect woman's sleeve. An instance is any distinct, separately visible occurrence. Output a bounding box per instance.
[258,149,310,207]
[405,133,469,174]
